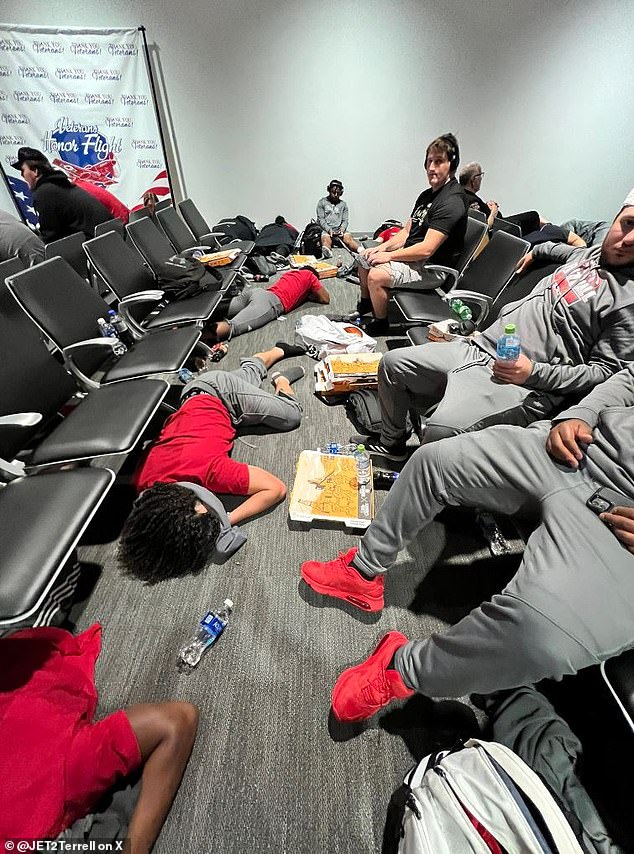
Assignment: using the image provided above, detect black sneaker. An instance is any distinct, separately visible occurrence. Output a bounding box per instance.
[350,434,408,462]
[362,317,391,336]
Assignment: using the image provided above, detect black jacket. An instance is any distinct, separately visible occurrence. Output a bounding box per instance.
[32,172,111,243]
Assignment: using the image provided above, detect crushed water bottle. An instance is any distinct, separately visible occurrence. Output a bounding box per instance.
[108,309,135,348]
[450,299,473,322]
[354,444,371,485]
[496,323,521,361]
[320,442,357,455]
[179,367,195,384]
[97,316,127,357]
[179,599,233,669]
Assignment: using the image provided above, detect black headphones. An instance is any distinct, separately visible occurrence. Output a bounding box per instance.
[328,180,344,192]
[441,134,458,165]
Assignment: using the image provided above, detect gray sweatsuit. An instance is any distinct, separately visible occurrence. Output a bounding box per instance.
[355,365,634,698]
[378,243,634,445]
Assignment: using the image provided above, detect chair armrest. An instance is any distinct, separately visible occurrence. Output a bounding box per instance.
[119,291,166,336]
[0,454,27,481]
[180,246,210,259]
[0,412,42,428]
[62,338,116,391]
[423,264,460,291]
[200,233,222,249]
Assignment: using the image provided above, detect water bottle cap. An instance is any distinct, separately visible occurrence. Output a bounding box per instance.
[108,309,115,316]
[504,323,516,334]
[223,598,234,610]
[356,444,365,452]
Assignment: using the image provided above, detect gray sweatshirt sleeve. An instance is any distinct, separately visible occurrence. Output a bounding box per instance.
[553,364,634,428]
[316,198,329,233]
[531,241,588,265]
[525,312,634,395]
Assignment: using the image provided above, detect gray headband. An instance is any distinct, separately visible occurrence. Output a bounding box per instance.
[176,482,247,560]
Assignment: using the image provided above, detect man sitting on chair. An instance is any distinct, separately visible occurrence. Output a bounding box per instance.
[351,191,634,460]
[355,133,468,335]
[316,179,360,256]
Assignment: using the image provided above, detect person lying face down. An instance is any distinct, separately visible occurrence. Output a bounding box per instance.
[118,343,306,582]
[205,267,330,343]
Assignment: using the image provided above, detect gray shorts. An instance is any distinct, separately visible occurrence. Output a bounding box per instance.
[358,253,446,290]
[227,288,283,338]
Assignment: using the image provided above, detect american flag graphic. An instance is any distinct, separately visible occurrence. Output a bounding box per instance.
[130,168,171,212]
[6,176,39,228]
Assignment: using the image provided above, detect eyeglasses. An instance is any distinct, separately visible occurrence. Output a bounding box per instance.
[475,172,485,178]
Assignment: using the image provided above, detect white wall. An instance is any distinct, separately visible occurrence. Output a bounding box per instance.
[2,0,633,230]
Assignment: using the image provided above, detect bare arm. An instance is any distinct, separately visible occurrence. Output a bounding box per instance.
[567,230,587,248]
[308,285,330,305]
[227,465,286,525]
[382,227,447,263]
[124,702,199,854]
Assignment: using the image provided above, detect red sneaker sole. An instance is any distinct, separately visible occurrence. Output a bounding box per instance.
[301,565,384,612]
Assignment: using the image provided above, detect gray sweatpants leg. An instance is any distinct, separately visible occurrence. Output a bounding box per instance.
[226,288,283,338]
[355,423,634,697]
[378,339,556,446]
[186,357,302,432]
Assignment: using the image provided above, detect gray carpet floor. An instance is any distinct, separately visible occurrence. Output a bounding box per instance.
[76,249,519,853]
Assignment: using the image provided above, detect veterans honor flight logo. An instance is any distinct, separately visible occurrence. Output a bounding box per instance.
[42,117,123,186]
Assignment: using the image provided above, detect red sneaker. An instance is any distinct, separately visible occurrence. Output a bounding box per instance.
[332,631,414,722]
[301,547,384,612]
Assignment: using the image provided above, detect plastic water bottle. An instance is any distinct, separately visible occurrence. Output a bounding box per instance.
[496,323,521,361]
[179,599,234,669]
[97,316,127,357]
[354,444,371,485]
[108,309,134,348]
[179,367,195,384]
[450,299,473,322]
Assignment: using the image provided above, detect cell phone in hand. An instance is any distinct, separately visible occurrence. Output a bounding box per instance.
[586,487,634,515]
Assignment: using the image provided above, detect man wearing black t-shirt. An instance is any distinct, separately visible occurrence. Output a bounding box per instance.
[355,133,468,334]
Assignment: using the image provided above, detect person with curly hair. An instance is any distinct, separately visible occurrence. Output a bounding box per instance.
[119,343,305,582]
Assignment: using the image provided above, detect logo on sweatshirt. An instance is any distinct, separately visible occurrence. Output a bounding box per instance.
[552,261,603,306]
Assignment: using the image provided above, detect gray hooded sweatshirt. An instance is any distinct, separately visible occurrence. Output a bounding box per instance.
[476,243,634,397]
[555,362,634,500]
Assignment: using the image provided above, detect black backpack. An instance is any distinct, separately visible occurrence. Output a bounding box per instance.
[253,222,295,256]
[373,218,403,239]
[213,215,258,244]
[300,221,323,258]
[154,256,223,301]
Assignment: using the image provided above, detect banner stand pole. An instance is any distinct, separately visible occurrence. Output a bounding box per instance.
[139,25,174,201]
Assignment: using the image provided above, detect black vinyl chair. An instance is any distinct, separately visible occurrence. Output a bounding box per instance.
[156,205,216,253]
[0,280,168,473]
[126,216,239,290]
[154,197,172,212]
[7,257,204,388]
[602,651,634,734]
[0,466,115,632]
[468,208,488,223]
[178,198,255,255]
[0,257,26,311]
[84,231,225,331]
[491,216,522,238]
[44,232,89,280]
[94,217,126,240]
[129,205,154,223]
[396,231,529,330]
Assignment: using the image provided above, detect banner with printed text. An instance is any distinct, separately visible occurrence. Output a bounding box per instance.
[0,24,169,226]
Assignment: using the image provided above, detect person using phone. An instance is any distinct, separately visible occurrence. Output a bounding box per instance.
[300,363,634,722]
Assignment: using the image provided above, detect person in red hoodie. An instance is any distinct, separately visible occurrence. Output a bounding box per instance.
[0,623,198,852]
[205,267,330,342]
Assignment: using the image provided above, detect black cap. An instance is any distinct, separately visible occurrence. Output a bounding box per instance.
[11,146,49,170]
[329,179,343,189]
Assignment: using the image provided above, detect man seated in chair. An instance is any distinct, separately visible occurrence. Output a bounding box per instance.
[118,344,307,582]
[0,622,198,853]
[355,133,469,335]
[316,179,360,256]
[300,364,634,722]
[203,267,330,342]
[351,190,634,460]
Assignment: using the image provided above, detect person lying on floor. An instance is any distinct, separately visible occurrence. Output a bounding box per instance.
[0,622,198,853]
[118,344,306,582]
[204,267,330,342]
[301,364,634,722]
[353,190,634,460]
